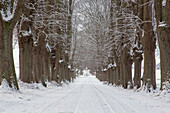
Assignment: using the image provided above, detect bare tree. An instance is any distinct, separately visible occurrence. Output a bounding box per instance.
[154,0,170,90]
[0,0,25,89]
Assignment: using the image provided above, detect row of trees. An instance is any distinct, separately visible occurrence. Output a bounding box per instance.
[0,0,77,90]
[73,0,169,91]
[0,0,169,91]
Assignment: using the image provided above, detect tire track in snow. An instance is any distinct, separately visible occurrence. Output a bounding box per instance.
[41,84,84,113]
[94,84,138,113]
[102,86,139,113]
[91,81,116,113]
[73,83,84,113]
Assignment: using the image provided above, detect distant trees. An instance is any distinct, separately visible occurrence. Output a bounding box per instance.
[73,0,169,91]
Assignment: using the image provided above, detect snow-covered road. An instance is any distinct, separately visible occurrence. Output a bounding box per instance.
[0,76,170,113]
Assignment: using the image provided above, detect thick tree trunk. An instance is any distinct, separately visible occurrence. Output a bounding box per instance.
[115,65,120,85]
[159,27,170,89]
[155,0,170,90]
[112,67,116,85]
[120,51,124,86]
[39,37,47,87]
[19,1,33,83]
[33,37,46,86]
[59,51,65,83]
[142,0,156,90]
[43,50,51,81]
[114,0,121,86]
[61,59,66,83]
[53,44,61,83]
[108,68,113,84]
[33,46,41,83]
[19,37,33,82]
[65,54,71,82]
[0,0,25,89]
[51,49,57,81]
[132,0,143,89]
[133,48,143,88]
[0,21,19,89]
[0,16,3,85]
[65,0,73,83]
[123,47,133,89]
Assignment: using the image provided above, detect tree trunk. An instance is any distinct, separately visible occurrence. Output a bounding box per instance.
[51,48,57,81]
[110,0,119,85]
[61,58,66,83]
[54,44,61,83]
[108,68,112,84]
[65,0,73,83]
[132,0,144,89]
[0,21,19,89]
[19,37,33,83]
[59,51,65,83]
[115,65,120,85]
[33,46,41,83]
[43,50,51,81]
[142,0,156,90]
[120,51,124,86]
[133,48,143,88]
[123,47,133,89]
[154,0,170,89]
[39,37,47,87]
[158,27,170,89]
[19,1,34,83]
[112,67,116,85]
[0,16,3,85]
[0,0,25,89]
[65,54,71,82]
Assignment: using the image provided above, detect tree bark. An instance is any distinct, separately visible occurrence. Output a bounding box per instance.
[120,51,124,86]
[43,50,51,81]
[0,15,3,85]
[133,48,143,88]
[158,26,170,89]
[142,0,156,90]
[19,1,33,83]
[132,0,143,89]
[33,46,41,83]
[39,36,47,87]
[51,48,57,81]
[19,37,33,83]
[123,47,133,89]
[154,0,170,89]
[0,0,25,89]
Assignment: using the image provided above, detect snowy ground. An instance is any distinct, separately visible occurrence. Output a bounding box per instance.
[7,47,169,113]
[0,76,170,113]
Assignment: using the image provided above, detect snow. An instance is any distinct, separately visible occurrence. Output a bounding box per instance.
[68,65,71,69]
[0,0,17,22]
[13,46,19,78]
[162,0,166,6]
[59,59,64,63]
[83,69,91,76]
[159,21,167,27]
[21,30,31,37]
[103,68,107,71]
[0,76,170,113]
[9,39,169,113]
